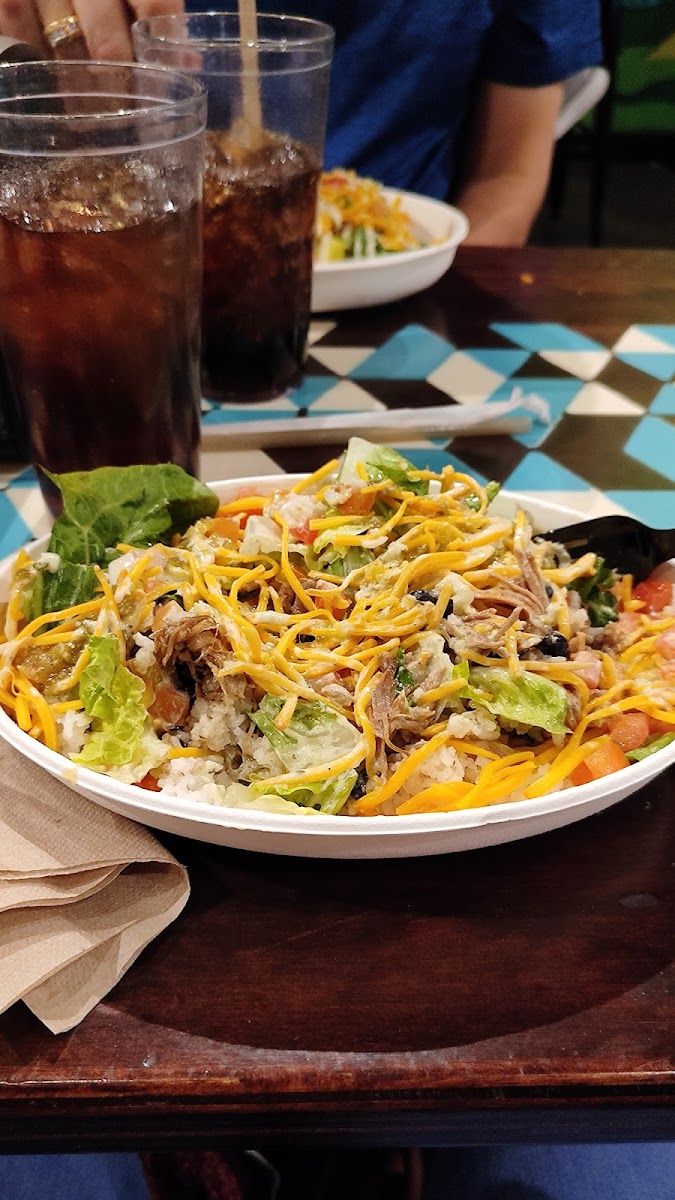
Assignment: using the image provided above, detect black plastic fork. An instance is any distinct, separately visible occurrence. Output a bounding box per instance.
[535,514,675,581]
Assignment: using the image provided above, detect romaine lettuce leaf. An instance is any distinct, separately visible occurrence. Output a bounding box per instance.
[249,699,296,763]
[327,547,374,577]
[26,560,98,622]
[73,635,150,772]
[46,464,219,569]
[219,780,318,816]
[103,730,168,785]
[466,666,569,734]
[313,519,372,557]
[337,437,428,496]
[251,769,357,815]
[627,732,675,761]
[250,695,361,774]
[79,635,119,721]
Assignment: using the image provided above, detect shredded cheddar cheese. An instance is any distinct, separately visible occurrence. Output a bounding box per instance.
[3,443,674,822]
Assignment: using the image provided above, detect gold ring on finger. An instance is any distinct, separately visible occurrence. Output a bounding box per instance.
[44,14,83,49]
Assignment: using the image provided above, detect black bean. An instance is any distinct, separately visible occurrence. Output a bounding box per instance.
[545,584,554,598]
[444,598,454,617]
[351,768,368,800]
[411,589,437,604]
[538,632,570,658]
[297,634,315,643]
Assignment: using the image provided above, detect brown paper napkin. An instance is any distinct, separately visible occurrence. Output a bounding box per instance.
[0,739,190,1033]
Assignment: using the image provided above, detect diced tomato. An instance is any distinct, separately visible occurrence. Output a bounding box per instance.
[571,739,630,787]
[152,599,184,633]
[655,627,675,660]
[569,762,593,787]
[314,591,350,617]
[648,716,675,736]
[338,489,375,517]
[632,578,673,615]
[148,680,190,727]
[571,650,602,689]
[137,772,161,792]
[206,516,241,541]
[291,520,318,546]
[608,712,650,753]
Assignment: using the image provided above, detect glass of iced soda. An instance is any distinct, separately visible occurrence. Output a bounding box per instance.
[133,13,334,404]
[0,62,206,515]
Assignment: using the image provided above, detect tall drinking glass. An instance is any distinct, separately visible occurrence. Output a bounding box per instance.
[0,62,206,515]
[133,13,334,404]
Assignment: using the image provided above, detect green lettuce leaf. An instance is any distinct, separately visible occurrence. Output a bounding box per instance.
[337,437,428,496]
[250,695,361,775]
[79,635,119,721]
[453,661,470,686]
[46,464,219,569]
[313,519,372,558]
[249,699,296,763]
[251,769,357,815]
[467,666,569,734]
[219,780,318,816]
[26,560,98,622]
[327,547,375,577]
[627,732,675,762]
[569,557,618,628]
[73,635,149,771]
[465,480,500,512]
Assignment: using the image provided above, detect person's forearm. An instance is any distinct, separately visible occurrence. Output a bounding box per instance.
[457,171,549,247]
[455,80,562,247]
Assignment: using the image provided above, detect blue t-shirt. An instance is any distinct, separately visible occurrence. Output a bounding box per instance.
[187,1,601,199]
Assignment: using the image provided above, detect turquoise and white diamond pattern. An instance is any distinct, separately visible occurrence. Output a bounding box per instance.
[1,320,673,560]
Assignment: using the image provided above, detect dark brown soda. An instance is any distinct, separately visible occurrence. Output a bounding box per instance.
[202,129,320,403]
[0,156,203,516]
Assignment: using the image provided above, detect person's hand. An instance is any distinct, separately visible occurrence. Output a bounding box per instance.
[0,0,184,62]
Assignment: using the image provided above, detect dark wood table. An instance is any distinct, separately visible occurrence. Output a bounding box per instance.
[1,248,674,1152]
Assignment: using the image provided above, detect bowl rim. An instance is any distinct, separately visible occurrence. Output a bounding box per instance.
[1,477,673,837]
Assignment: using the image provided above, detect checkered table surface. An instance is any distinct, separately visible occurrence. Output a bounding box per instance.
[2,318,674,559]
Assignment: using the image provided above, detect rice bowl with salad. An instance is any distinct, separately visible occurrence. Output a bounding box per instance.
[1,441,674,834]
[311,175,468,312]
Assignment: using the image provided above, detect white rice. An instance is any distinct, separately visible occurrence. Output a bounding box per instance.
[270,492,321,526]
[57,709,91,756]
[444,709,500,741]
[156,757,229,805]
[189,696,248,753]
[133,632,156,675]
[395,744,464,805]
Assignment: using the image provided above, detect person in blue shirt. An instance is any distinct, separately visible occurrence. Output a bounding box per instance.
[0,0,601,245]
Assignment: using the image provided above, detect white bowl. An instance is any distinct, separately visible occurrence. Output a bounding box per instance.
[311,189,469,314]
[1,478,674,859]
